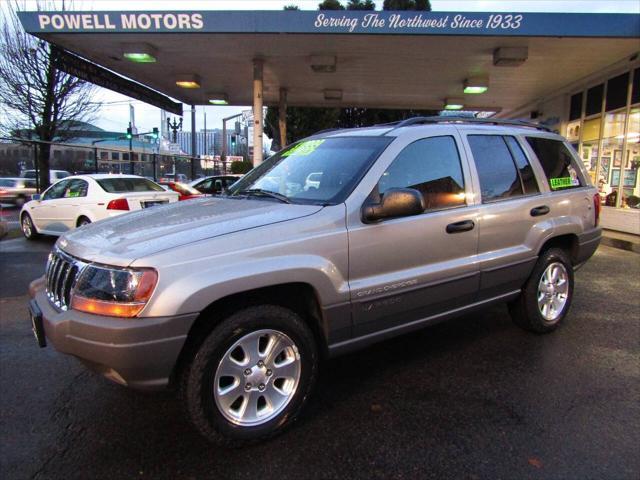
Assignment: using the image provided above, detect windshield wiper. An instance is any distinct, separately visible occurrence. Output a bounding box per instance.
[238,189,291,204]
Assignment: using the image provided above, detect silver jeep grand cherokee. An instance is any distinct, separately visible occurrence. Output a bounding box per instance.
[29,117,601,445]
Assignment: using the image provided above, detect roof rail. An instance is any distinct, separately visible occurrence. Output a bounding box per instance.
[390,116,553,132]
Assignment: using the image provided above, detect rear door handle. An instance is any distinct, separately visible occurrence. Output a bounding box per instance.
[446,220,475,234]
[530,205,550,217]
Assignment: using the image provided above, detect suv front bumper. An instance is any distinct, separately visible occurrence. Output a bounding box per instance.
[29,276,198,390]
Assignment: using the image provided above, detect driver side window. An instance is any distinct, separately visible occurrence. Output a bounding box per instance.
[378,136,466,211]
[42,180,70,201]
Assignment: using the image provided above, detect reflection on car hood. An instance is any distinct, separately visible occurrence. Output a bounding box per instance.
[58,197,323,266]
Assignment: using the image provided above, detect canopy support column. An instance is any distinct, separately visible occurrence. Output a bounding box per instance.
[191,105,196,179]
[252,58,264,166]
[279,87,288,150]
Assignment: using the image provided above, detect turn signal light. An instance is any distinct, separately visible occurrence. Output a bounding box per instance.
[107,198,130,210]
[70,296,146,318]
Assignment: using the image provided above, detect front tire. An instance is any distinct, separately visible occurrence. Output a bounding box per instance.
[180,305,318,446]
[509,248,574,333]
[21,213,39,240]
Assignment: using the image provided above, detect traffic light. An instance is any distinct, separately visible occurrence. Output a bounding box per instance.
[126,126,132,140]
[230,135,236,147]
[151,127,159,139]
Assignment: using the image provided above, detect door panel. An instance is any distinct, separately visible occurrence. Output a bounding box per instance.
[347,133,480,337]
[349,207,480,336]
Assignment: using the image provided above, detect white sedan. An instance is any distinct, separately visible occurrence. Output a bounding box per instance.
[20,174,179,240]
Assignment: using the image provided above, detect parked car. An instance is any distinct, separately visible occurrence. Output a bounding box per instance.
[189,175,242,195]
[159,173,188,183]
[20,174,179,239]
[21,169,71,183]
[28,118,601,446]
[0,177,37,207]
[158,181,204,201]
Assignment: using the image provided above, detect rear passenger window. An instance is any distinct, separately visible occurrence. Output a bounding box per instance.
[378,136,465,211]
[468,135,524,202]
[504,136,539,194]
[525,137,583,191]
[64,179,88,198]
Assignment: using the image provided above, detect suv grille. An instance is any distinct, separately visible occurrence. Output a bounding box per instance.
[45,248,85,311]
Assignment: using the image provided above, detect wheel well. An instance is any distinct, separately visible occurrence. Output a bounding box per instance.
[538,234,579,264]
[169,282,327,388]
[76,216,90,227]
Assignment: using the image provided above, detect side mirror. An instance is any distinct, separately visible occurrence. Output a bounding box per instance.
[362,188,425,223]
[31,194,41,201]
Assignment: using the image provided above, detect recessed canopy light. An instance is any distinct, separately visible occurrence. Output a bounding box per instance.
[444,98,464,110]
[311,55,337,73]
[464,77,489,94]
[207,93,229,105]
[493,47,528,67]
[176,74,201,89]
[122,43,157,63]
[324,89,343,100]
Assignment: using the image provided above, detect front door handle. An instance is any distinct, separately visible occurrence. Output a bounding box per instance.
[530,205,550,217]
[446,220,475,234]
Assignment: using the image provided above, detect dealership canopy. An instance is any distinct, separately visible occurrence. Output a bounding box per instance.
[17,9,640,163]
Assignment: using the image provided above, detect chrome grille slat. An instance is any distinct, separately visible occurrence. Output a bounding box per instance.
[45,247,85,311]
[51,258,65,303]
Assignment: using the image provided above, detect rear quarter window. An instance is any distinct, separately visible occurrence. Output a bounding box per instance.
[97,178,165,193]
[525,137,584,191]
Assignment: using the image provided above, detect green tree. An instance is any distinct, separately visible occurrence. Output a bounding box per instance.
[318,0,345,9]
[383,0,431,10]
[283,5,300,10]
[347,0,375,9]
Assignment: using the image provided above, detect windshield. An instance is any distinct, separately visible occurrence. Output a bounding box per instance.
[97,177,165,193]
[227,136,392,205]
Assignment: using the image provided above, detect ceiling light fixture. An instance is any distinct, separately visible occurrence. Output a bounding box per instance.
[122,43,157,63]
[444,98,464,110]
[324,89,343,101]
[311,55,337,73]
[175,74,201,89]
[493,47,528,67]
[207,93,229,105]
[464,76,489,94]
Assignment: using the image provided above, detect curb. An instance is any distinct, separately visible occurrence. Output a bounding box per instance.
[601,236,640,254]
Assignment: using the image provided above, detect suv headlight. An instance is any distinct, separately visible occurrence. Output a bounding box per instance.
[70,265,158,318]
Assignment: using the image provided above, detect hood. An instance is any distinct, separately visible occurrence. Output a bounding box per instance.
[58,197,323,266]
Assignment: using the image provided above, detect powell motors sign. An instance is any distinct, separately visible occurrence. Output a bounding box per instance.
[18,11,640,38]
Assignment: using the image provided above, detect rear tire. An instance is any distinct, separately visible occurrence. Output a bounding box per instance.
[21,213,39,240]
[77,216,91,228]
[180,305,318,446]
[509,248,574,333]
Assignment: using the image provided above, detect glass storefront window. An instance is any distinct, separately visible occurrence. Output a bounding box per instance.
[586,84,604,116]
[582,117,601,183]
[624,108,640,208]
[600,111,626,205]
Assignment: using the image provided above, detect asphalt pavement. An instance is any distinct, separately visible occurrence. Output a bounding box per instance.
[0,238,638,480]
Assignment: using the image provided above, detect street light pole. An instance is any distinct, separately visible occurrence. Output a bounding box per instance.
[128,121,134,174]
[222,113,243,173]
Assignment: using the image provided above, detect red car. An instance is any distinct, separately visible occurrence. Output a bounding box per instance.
[159,181,203,201]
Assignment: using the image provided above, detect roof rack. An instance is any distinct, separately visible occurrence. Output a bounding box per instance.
[389,116,553,132]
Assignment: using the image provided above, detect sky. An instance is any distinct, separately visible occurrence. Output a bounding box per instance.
[3,0,639,138]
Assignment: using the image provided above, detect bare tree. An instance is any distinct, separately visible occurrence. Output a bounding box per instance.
[0,1,99,189]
